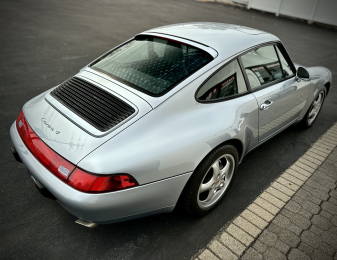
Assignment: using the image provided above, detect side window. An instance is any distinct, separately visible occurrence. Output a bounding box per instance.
[275,46,295,77]
[241,45,283,89]
[196,59,247,101]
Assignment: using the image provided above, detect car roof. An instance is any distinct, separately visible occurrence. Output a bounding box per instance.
[142,22,280,58]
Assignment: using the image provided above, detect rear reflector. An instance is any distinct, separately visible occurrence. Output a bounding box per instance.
[16,110,138,193]
[67,168,138,193]
[16,111,75,181]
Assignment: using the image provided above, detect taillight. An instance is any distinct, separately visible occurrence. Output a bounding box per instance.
[16,110,138,193]
[67,168,138,193]
[16,110,24,124]
[16,111,75,181]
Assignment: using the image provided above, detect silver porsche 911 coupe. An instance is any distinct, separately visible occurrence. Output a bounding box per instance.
[10,23,332,226]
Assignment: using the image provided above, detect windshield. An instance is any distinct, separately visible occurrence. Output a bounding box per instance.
[91,36,213,96]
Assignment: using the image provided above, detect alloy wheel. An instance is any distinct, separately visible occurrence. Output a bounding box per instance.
[308,92,324,125]
[197,154,235,209]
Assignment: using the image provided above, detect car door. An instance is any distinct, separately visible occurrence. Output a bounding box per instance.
[240,44,310,141]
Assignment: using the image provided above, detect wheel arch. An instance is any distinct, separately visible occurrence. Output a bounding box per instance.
[175,138,243,212]
[325,82,331,95]
[194,138,244,176]
[221,138,244,163]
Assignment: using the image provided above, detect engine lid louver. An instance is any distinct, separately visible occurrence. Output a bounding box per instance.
[50,77,135,132]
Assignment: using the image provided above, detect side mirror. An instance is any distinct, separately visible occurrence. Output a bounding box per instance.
[296,67,310,82]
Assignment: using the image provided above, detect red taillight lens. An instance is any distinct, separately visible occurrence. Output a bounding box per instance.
[16,110,24,124]
[16,111,75,181]
[16,110,138,193]
[67,168,138,193]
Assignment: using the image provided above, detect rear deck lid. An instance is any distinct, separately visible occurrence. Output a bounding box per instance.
[23,71,152,164]
[50,76,136,133]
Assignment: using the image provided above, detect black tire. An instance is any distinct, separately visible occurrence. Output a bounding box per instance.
[300,87,326,129]
[180,144,239,216]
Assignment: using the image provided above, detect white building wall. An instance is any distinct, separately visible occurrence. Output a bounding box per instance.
[247,0,337,26]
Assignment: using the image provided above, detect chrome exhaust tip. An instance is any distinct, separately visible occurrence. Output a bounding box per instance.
[75,219,98,228]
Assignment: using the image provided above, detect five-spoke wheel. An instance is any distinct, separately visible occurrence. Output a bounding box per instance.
[307,92,324,125]
[301,87,326,128]
[180,144,238,216]
[198,154,235,209]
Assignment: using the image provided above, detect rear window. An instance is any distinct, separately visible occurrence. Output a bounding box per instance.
[91,36,213,96]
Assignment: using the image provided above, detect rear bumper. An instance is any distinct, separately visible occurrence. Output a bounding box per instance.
[10,121,192,224]
[11,147,22,163]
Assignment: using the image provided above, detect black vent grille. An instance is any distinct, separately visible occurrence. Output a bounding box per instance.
[51,77,135,132]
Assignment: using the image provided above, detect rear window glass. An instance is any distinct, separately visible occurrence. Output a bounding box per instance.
[91,36,213,96]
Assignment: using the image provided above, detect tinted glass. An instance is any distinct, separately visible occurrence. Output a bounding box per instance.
[197,59,247,101]
[241,45,283,89]
[91,36,213,96]
[275,46,295,77]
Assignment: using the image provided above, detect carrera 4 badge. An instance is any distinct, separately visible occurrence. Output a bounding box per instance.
[41,118,60,134]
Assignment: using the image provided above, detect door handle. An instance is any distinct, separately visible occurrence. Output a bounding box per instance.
[260,100,273,110]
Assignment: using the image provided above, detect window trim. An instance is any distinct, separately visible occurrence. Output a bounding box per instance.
[274,45,285,77]
[274,44,297,78]
[238,57,252,92]
[195,57,250,104]
[90,36,214,98]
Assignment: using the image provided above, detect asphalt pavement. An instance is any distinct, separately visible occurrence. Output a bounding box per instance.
[0,0,336,259]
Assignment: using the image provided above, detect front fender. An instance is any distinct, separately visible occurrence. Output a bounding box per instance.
[307,66,332,95]
[294,64,331,118]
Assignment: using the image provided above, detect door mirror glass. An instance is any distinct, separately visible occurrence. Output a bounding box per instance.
[297,67,310,81]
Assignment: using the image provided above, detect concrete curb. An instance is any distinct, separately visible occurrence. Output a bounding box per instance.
[193,123,337,260]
